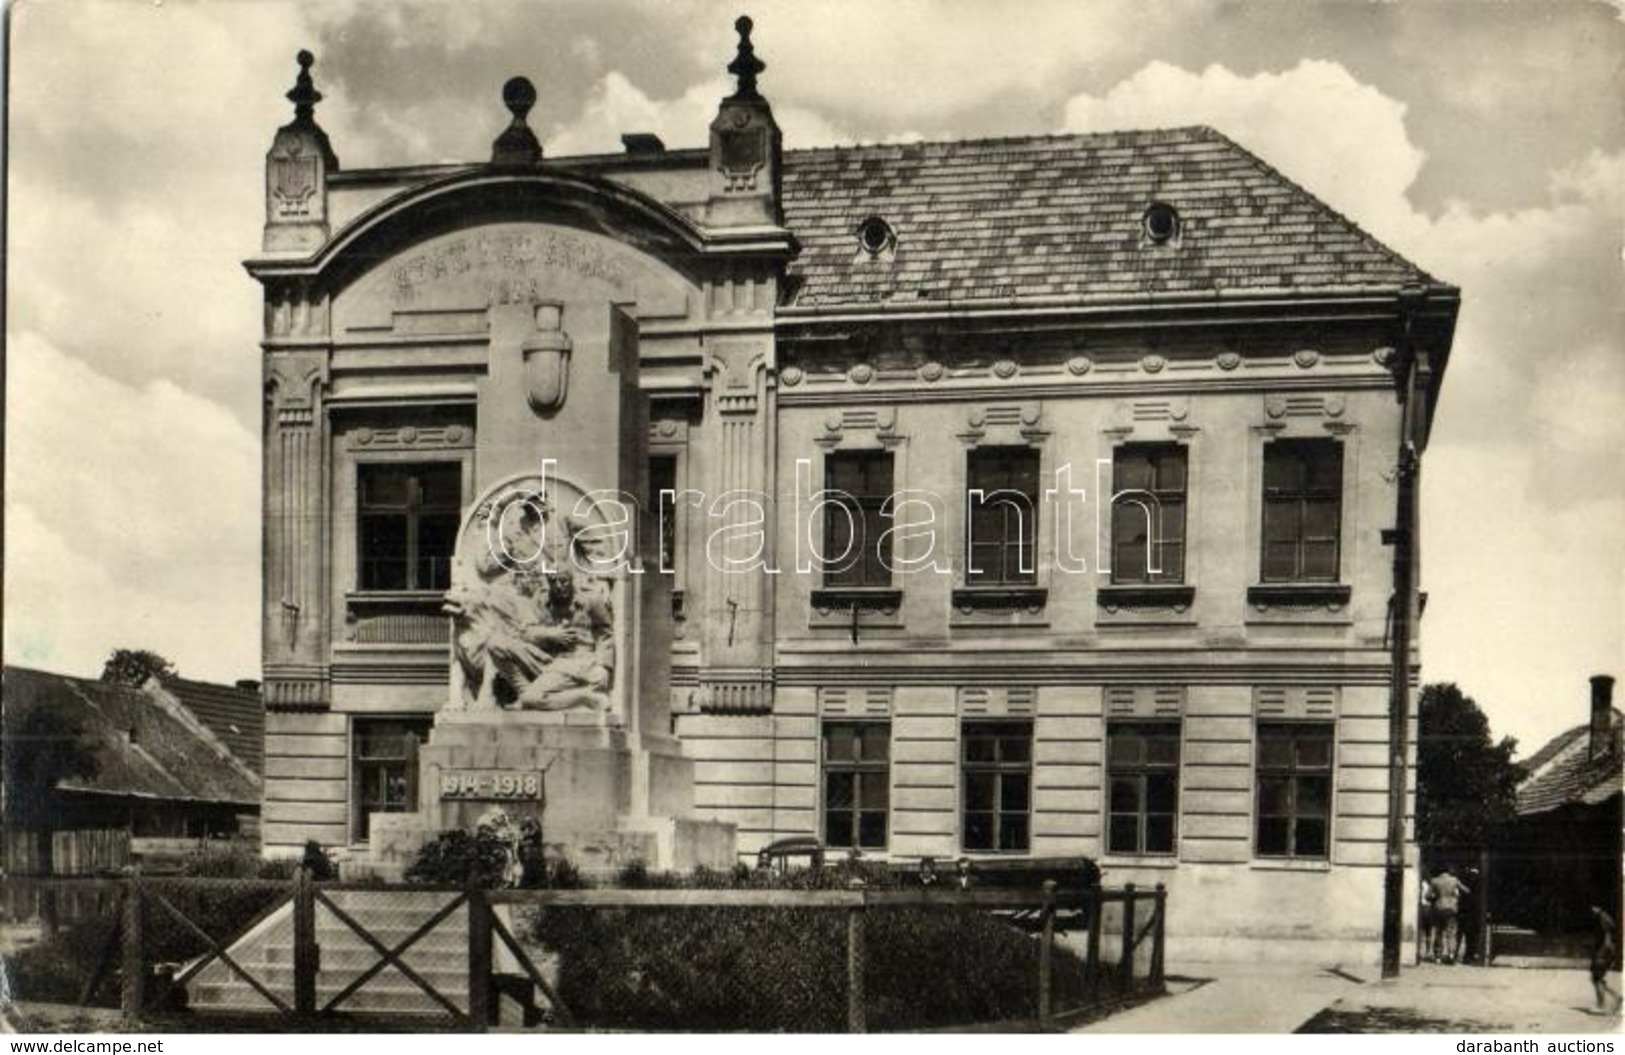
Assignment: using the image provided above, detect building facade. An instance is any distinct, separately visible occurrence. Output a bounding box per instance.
[249,26,1458,962]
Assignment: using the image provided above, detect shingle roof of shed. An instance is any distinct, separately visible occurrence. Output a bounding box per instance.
[1515,713,1623,816]
[1,667,261,806]
[779,125,1439,309]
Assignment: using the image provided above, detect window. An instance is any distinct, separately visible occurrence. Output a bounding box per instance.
[824,451,894,588]
[352,718,431,841]
[358,463,462,591]
[649,455,678,574]
[823,722,890,850]
[1261,440,1342,583]
[1107,722,1181,855]
[966,448,1039,586]
[1111,445,1188,583]
[961,721,1033,852]
[1255,722,1333,859]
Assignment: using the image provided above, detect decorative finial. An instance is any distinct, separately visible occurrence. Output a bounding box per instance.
[286,49,322,121]
[727,15,765,99]
[492,76,543,166]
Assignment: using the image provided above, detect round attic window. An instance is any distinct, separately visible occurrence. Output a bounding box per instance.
[857,216,894,254]
[1143,202,1180,243]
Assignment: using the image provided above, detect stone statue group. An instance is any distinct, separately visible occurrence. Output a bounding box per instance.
[444,489,615,713]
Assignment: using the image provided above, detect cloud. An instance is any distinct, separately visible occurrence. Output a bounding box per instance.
[4,334,261,683]
[548,71,856,157]
[1062,60,1427,256]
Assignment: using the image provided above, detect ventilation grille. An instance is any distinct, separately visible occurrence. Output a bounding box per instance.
[821,686,893,716]
[1254,685,1340,719]
[1106,685,1186,718]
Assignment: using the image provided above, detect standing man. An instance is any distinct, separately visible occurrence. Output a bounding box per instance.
[1431,865,1468,965]
[1590,906,1621,1013]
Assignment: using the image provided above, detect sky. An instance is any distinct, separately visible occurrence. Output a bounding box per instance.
[5,0,1623,757]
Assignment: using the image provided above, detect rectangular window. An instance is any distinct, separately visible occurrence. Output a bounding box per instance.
[1255,722,1333,859]
[1261,440,1342,583]
[352,718,432,841]
[961,721,1033,852]
[358,463,462,591]
[966,448,1040,586]
[1106,721,1181,855]
[1111,445,1188,583]
[823,451,894,588]
[822,722,890,850]
[649,455,678,575]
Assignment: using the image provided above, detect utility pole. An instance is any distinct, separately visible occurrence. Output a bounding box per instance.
[1381,288,1427,978]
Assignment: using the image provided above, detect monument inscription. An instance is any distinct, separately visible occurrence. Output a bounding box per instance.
[439,769,545,802]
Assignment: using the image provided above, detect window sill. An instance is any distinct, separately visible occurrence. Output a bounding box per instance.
[1246,583,1351,611]
[1101,855,1180,871]
[1097,584,1196,612]
[1249,857,1332,873]
[346,590,447,607]
[951,586,1047,614]
[811,587,903,615]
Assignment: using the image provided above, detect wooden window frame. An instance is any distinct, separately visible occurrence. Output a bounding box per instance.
[822,721,891,851]
[960,720,1034,853]
[1106,720,1182,856]
[356,462,462,593]
[1254,721,1334,860]
[1260,439,1343,584]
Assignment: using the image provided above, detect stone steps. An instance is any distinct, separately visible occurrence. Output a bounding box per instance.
[185,890,479,1017]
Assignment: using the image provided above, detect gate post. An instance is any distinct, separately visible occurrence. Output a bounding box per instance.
[1085,888,1103,1003]
[1038,879,1056,1028]
[1119,883,1137,992]
[121,870,144,1021]
[845,899,866,1033]
[1150,882,1167,990]
[468,884,493,1031]
[293,866,317,1016]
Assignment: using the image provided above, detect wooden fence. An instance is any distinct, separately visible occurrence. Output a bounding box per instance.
[3,874,1168,1032]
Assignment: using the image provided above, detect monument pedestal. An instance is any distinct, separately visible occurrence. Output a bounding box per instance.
[366,710,735,880]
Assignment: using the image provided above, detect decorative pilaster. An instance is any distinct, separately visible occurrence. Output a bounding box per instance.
[697,346,774,692]
[264,350,330,708]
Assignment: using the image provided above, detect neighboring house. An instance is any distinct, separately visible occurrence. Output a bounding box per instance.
[1,667,262,874]
[152,674,265,775]
[245,24,1458,963]
[1493,674,1622,937]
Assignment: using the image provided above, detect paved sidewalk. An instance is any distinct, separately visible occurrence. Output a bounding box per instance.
[1072,962,1366,1033]
[1074,961,1624,1033]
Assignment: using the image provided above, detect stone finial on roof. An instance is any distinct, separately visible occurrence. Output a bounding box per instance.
[727,15,766,99]
[264,48,337,251]
[275,49,338,169]
[287,49,322,120]
[492,76,544,166]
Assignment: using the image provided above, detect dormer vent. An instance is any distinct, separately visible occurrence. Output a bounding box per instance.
[857,216,895,255]
[1143,201,1180,244]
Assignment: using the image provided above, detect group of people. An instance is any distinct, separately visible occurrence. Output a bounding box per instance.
[1421,863,1621,1014]
[1420,864,1477,964]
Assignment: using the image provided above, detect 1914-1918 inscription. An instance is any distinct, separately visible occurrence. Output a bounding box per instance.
[439,768,544,801]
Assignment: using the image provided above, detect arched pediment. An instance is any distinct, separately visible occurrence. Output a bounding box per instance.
[256,168,715,295]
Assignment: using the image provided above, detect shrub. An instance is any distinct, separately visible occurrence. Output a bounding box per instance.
[524,860,1085,1031]
[5,916,122,1007]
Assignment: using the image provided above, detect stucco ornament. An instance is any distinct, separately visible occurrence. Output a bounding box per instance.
[444,475,617,713]
[522,304,573,414]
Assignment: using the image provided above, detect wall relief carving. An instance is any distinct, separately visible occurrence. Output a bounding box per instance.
[444,472,622,715]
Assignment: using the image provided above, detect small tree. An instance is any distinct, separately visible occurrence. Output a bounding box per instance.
[1416,682,1523,851]
[99,648,176,686]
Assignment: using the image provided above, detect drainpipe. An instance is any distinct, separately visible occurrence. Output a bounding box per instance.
[1381,286,1428,978]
